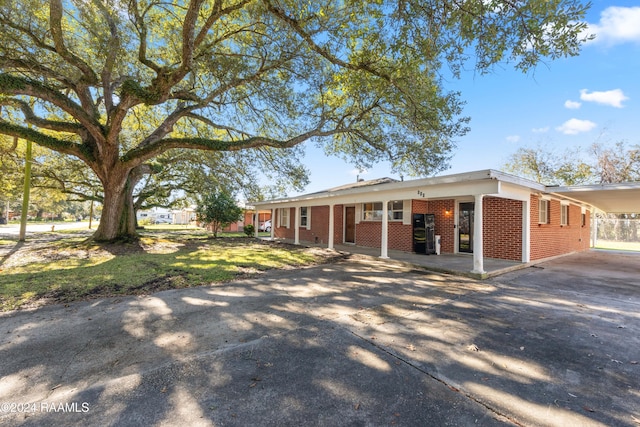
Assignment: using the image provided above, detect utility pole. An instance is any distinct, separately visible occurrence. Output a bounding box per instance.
[19,139,32,242]
[89,196,94,229]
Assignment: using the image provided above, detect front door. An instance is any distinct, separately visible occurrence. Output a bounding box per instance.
[345,206,356,243]
[459,202,474,253]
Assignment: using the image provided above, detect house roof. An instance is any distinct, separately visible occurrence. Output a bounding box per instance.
[252,169,640,214]
[307,177,398,195]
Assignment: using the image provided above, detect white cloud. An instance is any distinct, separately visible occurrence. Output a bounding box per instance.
[584,6,640,46]
[556,118,597,135]
[532,126,550,133]
[506,135,521,143]
[564,100,582,109]
[580,89,629,108]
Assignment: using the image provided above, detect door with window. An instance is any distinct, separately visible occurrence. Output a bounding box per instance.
[345,206,356,243]
[458,202,474,253]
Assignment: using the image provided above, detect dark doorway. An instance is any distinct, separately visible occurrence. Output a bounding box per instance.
[345,207,356,243]
[459,202,474,253]
[413,213,436,254]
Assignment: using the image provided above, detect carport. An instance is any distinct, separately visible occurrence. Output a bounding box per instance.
[549,181,640,246]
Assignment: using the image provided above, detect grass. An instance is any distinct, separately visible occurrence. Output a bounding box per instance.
[0,233,333,311]
[594,240,640,252]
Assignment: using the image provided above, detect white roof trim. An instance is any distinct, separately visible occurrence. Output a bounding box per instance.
[252,169,545,207]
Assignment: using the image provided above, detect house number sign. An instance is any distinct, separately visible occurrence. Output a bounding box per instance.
[417,190,425,198]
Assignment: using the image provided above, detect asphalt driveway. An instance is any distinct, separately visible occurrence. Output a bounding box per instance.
[0,251,638,426]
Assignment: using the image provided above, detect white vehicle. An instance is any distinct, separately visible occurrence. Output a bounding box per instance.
[259,219,271,232]
[154,214,173,224]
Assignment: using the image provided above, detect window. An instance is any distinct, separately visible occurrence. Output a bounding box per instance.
[279,208,289,228]
[363,202,383,221]
[300,207,309,227]
[389,201,404,220]
[362,201,404,221]
[561,204,569,226]
[538,199,549,224]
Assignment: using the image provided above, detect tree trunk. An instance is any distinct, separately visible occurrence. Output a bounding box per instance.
[92,165,148,241]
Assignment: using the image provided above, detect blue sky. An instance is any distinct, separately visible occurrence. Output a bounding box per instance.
[293,2,640,195]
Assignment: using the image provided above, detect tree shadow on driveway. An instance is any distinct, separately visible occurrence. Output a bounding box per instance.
[1,252,638,426]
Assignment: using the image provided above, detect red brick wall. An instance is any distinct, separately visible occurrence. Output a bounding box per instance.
[273,206,343,246]
[273,207,295,240]
[530,195,591,260]
[355,221,381,248]
[334,205,344,244]
[298,206,330,244]
[482,197,523,261]
[354,221,413,252]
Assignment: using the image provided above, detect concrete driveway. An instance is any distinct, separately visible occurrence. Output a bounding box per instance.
[0,251,638,426]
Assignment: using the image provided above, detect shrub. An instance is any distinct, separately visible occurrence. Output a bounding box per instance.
[243,224,255,237]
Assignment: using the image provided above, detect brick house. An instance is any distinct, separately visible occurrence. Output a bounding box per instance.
[252,169,640,274]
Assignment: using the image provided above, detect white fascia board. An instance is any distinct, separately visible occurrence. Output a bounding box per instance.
[251,169,541,209]
[491,182,533,202]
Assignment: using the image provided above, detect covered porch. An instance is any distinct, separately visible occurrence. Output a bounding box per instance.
[264,237,525,279]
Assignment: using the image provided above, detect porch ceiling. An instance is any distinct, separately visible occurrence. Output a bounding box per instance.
[549,182,640,213]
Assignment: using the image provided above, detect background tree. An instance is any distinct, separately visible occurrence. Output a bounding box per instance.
[0,0,592,241]
[502,141,640,186]
[502,141,640,242]
[590,141,640,184]
[196,191,243,238]
[503,144,594,185]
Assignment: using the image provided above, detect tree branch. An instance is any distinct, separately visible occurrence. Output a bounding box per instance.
[0,74,104,143]
[0,121,87,161]
[121,125,346,165]
[49,0,99,84]
[0,98,85,135]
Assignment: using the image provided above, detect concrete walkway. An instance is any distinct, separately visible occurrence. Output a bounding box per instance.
[269,238,525,278]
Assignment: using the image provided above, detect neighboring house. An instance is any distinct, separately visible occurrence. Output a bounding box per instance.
[252,169,640,274]
[172,207,197,225]
[221,207,272,233]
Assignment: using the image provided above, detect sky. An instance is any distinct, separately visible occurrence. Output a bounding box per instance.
[292,1,640,195]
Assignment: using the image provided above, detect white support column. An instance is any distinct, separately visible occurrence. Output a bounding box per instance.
[294,207,300,245]
[472,194,485,274]
[254,211,259,238]
[270,209,275,239]
[380,200,389,259]
[328,204,335,250]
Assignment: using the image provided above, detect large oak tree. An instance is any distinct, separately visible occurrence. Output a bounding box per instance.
[0,0,591,241]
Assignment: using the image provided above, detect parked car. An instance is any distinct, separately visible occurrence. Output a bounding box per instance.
[154,215,173,224]
[259,219,271,232]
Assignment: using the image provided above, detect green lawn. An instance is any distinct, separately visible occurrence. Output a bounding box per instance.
[594,240,640,252]
[0,233,330,311]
